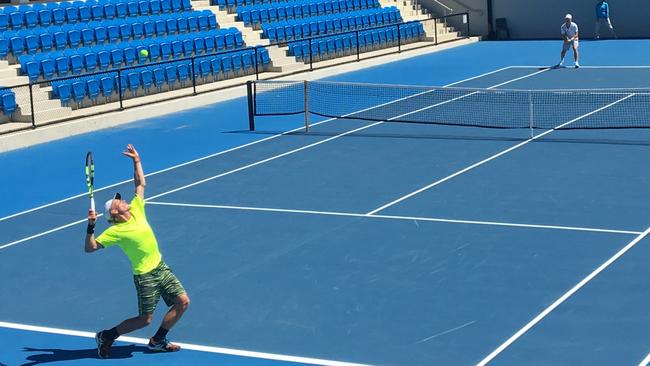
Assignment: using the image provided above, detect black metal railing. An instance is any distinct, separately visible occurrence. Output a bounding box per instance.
[1,12,469,132]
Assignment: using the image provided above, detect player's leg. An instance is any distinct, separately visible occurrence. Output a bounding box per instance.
[594,19,601,39]
[148,262,189,352]
[572,41,580,67]
[96,315,153,359]
[557,42,569,67]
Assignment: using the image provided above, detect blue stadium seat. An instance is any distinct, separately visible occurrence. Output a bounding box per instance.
[78,5,91,22]
[177,63,189,85]
[81,26,95,46]
[110,48,124,67]
[148,43,161,61]
[72,80,86,104]
[159,41,171,59]
[97,48,111,70]
[231,53,242,74]
[152,67,165,90]
[9,34,24,55]
[193,37,205,54]
[0,13,10,31]
[115,2,128,18]
[67,26,82,48]
[177,17,188,33]
[119,23,132,41]
[150,0,162,14]
[164,65,177,87]
[182,38,193,56]
[143,20,155,37]
[65,6,79,24]
[221,55,232,76]
[132,21,144,39]
[103,3,116,19]
[197,13,208,31]
[24,10,38,28]
[215,34,224,50]
[91,4,104,20]
[87,77,100,102]
[209,57,221,78]
[171,39,183,58]
[0,38,8,58]
[160,0,172,13]
[55,54,69,76]
[106,22,119,43]
[141,68,153,91]
[25,59,40,81]
[166,18,177,34]
[1,90,16,115]
[83,50,98,72]
[171,0,182,12]
[100,74,114,99]
[181,0,191,11]
[25,34,39,54]
[123,46,136,65]
[95,25,107,43]
[55,82,71,106]
[127,2,139,17]
[241,51,253,72]
[40,55,56,79]
[198,58,211,80]
[9,11,24,29]
[203,35,215,53]
[155,19,166,36]
[139,1,151,16]
[126,71,140,95]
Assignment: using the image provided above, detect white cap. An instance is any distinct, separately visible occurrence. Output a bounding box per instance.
[104,192,121,223]
[565,14,572,19]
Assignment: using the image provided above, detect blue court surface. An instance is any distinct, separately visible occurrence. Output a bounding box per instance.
[2,40,650,366]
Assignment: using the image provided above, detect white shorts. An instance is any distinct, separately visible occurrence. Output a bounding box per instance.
[562,40,579,52]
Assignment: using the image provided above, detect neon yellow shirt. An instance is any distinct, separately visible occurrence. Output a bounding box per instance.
[96,195,162,275]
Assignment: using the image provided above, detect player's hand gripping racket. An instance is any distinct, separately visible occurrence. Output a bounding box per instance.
[85,152,95,212]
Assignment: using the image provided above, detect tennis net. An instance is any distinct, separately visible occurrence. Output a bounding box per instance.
[246,80,650,132]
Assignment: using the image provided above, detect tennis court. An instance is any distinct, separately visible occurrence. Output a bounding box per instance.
[2,40,650,366]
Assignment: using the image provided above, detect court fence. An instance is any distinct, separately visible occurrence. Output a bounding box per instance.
[0,12,470,134]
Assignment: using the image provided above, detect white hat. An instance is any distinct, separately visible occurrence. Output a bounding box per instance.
[565,14,572,19]
[104,192,122,223]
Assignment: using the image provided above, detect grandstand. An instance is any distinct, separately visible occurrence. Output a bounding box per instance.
[0,0,466,134]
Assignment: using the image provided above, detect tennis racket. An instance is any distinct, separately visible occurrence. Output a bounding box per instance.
[85,151,95,212]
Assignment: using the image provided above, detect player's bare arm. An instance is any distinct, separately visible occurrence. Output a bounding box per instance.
[123,144,146,199]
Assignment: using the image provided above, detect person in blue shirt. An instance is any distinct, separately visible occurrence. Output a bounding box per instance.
[595,1,617,39]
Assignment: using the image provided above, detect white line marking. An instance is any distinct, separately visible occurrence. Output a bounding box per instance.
[638,352,650,366]
[146,201,642,235]
[0,321,370,366]
[476,227,650,366]
[0,66,513,224]
[416,321,477,344]
[366,93,636,215]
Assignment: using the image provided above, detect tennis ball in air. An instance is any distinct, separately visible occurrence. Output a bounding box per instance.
[140,49,149,58]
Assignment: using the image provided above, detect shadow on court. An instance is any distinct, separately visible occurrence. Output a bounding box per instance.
[21,344,151,365]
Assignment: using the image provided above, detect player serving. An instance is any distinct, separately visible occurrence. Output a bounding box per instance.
[556,13,580,68]
[85,144,190,359]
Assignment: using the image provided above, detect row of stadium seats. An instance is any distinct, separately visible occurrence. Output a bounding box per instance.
[288,23,424,61]
[237,0,379,27]
[0,0,193,30]
[50,50,270,106]
[0,87,16,115]
[213,0,297,11]
[261,8,401,43]
[18,29,246,80]
[1,11,218,57]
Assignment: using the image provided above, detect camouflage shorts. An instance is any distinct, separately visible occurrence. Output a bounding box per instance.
[133,261,186,316]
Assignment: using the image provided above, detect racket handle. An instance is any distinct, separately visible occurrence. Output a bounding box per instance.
[90,197,95,212]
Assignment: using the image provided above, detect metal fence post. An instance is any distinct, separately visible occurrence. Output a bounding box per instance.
[191,57,197,95]
[466,12,470,38]
[309,40,313,71]
[434,18,438,45]
[28,82,35,128]
[254,47,259,80]
[356,30,360,61]
[117,68,124,110]
[397,23,401,53]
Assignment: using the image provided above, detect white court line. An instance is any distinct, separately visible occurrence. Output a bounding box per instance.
[0,66,515,224]
[509,65,650,69]
[146,201,642,235]
[0,321,371,366]
[477,227,650,366]
[366,93,637,215]
[0,67,529,251]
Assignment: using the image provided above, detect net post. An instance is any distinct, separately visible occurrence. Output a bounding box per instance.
[304,80,309,132]
[528,91,534,138]
[246,80,255,131]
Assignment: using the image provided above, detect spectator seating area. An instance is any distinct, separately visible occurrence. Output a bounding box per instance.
[0,0,274,112]
[50,47,269,108]
[288,22,423,61]
[236,0,380,29]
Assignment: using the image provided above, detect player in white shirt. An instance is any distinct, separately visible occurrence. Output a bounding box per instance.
[556,14,580,68]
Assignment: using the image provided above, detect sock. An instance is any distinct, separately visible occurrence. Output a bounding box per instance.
[152,327,169,342]
[103,327,119,341]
